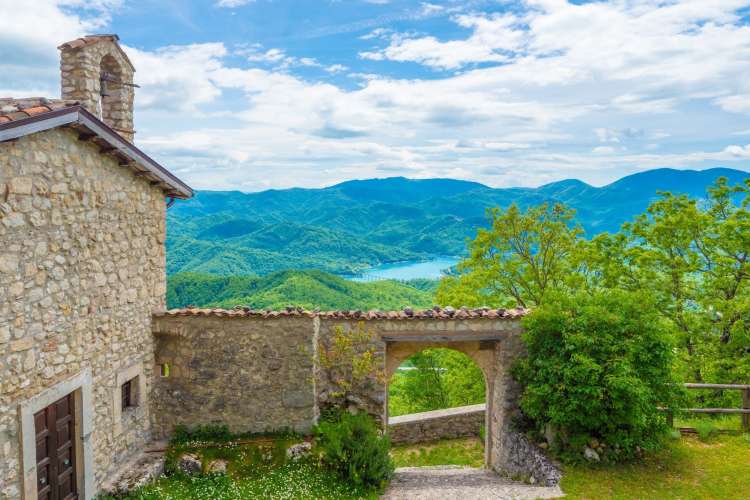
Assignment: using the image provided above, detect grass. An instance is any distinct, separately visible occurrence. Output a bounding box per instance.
[389,431,750,499]
[560,433,750,499]
[103,439,378,500]
[390,437,485,468]
[110,462,376,499]
[675,414,746,433]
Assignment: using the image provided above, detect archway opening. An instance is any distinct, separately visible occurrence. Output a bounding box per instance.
[387,347,488,467]
[388,347,486,417]
[99,54,123,124]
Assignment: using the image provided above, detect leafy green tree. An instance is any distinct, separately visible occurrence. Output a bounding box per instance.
[582,178,750,387]
[514,289,681,462]
[388,349,485,416]
[436,203,582,308]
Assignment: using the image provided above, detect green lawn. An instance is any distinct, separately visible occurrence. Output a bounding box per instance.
[561,433,750,499]
[391,437,485,468]
[390,433,750,500]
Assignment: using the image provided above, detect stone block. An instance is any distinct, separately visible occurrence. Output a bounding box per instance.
[9,338,33,352]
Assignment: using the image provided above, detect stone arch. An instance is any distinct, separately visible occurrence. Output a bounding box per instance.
[385,341,493,385]
[385,340,497,465]
[99,54,125,129]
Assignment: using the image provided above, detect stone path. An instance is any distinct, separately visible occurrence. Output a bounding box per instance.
[381,466,565,500]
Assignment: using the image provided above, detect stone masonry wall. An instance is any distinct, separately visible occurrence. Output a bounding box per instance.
[388,403,485,445]
[0,128,166,498]
[149,309,559,482]
[151,315,317,437]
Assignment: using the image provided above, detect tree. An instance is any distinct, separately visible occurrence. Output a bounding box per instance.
[388,349,486,416]
[436,203,582,308]
[582,178,750,386]
[514,289,680,462]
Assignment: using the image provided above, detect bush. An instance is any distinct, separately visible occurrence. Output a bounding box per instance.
[513,289,681,463]
[313,412,394,490]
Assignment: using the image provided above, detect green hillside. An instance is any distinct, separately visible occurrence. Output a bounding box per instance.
[167,168,750,277]
[167,270,435,311]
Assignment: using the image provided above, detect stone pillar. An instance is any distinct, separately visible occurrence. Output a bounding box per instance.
[58,35,136,142]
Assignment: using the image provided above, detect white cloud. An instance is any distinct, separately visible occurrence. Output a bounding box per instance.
[592,146,616,154]
[359,28,391,40]
[325,64,348,73]
[420,3,444,16]
[0,0,120,97]
[361,13,523,69]
[716,94,750,114]
[724,144,750,158]
[2,0,750,191]
[215,0,254,7]
[126,43,227,112]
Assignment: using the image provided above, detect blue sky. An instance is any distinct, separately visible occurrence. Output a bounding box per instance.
[1,0,750,191]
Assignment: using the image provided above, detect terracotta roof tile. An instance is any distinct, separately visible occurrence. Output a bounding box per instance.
[0,98,78,124]
[57,34,120,51]
[57,35,135,71]
[156,305,529,320]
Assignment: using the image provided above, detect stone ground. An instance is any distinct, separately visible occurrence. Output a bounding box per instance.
[381,466,564,500]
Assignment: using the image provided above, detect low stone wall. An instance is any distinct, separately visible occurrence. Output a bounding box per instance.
[388,404,485,445]
[151,315,317,437]
[150,308,551,482]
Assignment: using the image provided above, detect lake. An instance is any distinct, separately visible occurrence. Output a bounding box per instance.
[346,257,459,282]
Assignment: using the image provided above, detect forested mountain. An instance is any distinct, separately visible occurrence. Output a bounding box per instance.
[167,270,435,310]
[167,168,750,276]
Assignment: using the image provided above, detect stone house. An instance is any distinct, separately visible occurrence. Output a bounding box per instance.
[0,35,192,499]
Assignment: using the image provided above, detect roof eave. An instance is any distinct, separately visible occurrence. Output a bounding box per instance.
[0,106,193,199]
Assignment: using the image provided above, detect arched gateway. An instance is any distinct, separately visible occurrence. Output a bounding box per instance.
[343,307,527,471]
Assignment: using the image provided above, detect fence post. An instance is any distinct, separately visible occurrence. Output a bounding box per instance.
[742,388,750,433]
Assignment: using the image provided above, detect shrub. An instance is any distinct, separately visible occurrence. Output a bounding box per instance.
[513,289,681,463]
[313,412,394,490]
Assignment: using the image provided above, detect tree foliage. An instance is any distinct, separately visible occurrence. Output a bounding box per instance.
[514,290,680,462]
[167,270,434,311]
[438,176,750,461]
[436,203,581,308]
[583,179,750,389]
[388,348,485,416]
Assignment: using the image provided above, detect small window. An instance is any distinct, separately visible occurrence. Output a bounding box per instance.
[159,363,170,378]
[121,377,138,409]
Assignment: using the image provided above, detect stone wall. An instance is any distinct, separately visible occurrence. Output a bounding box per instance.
[151,314,318,437]
[148,309,559,484]
[388,404,485,445]
[0,128,166,498]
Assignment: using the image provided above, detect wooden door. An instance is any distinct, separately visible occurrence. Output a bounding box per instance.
[34,393,77,500]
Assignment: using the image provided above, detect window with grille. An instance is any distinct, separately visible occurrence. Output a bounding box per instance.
[121,377,138,409]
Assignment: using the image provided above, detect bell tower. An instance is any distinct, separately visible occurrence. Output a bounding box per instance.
[58,34,137,142]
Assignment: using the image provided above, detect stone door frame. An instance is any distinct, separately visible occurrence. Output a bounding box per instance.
[383,336,503,467]
[18,369,94,500]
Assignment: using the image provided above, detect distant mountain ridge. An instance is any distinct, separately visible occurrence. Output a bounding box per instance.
[167,167,750,276]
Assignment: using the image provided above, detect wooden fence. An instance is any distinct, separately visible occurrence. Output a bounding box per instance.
[664,383,750,432]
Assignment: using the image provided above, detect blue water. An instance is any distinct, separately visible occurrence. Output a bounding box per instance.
[347,257,459,282]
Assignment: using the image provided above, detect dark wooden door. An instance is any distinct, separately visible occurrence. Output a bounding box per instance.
[35,393,77,500]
